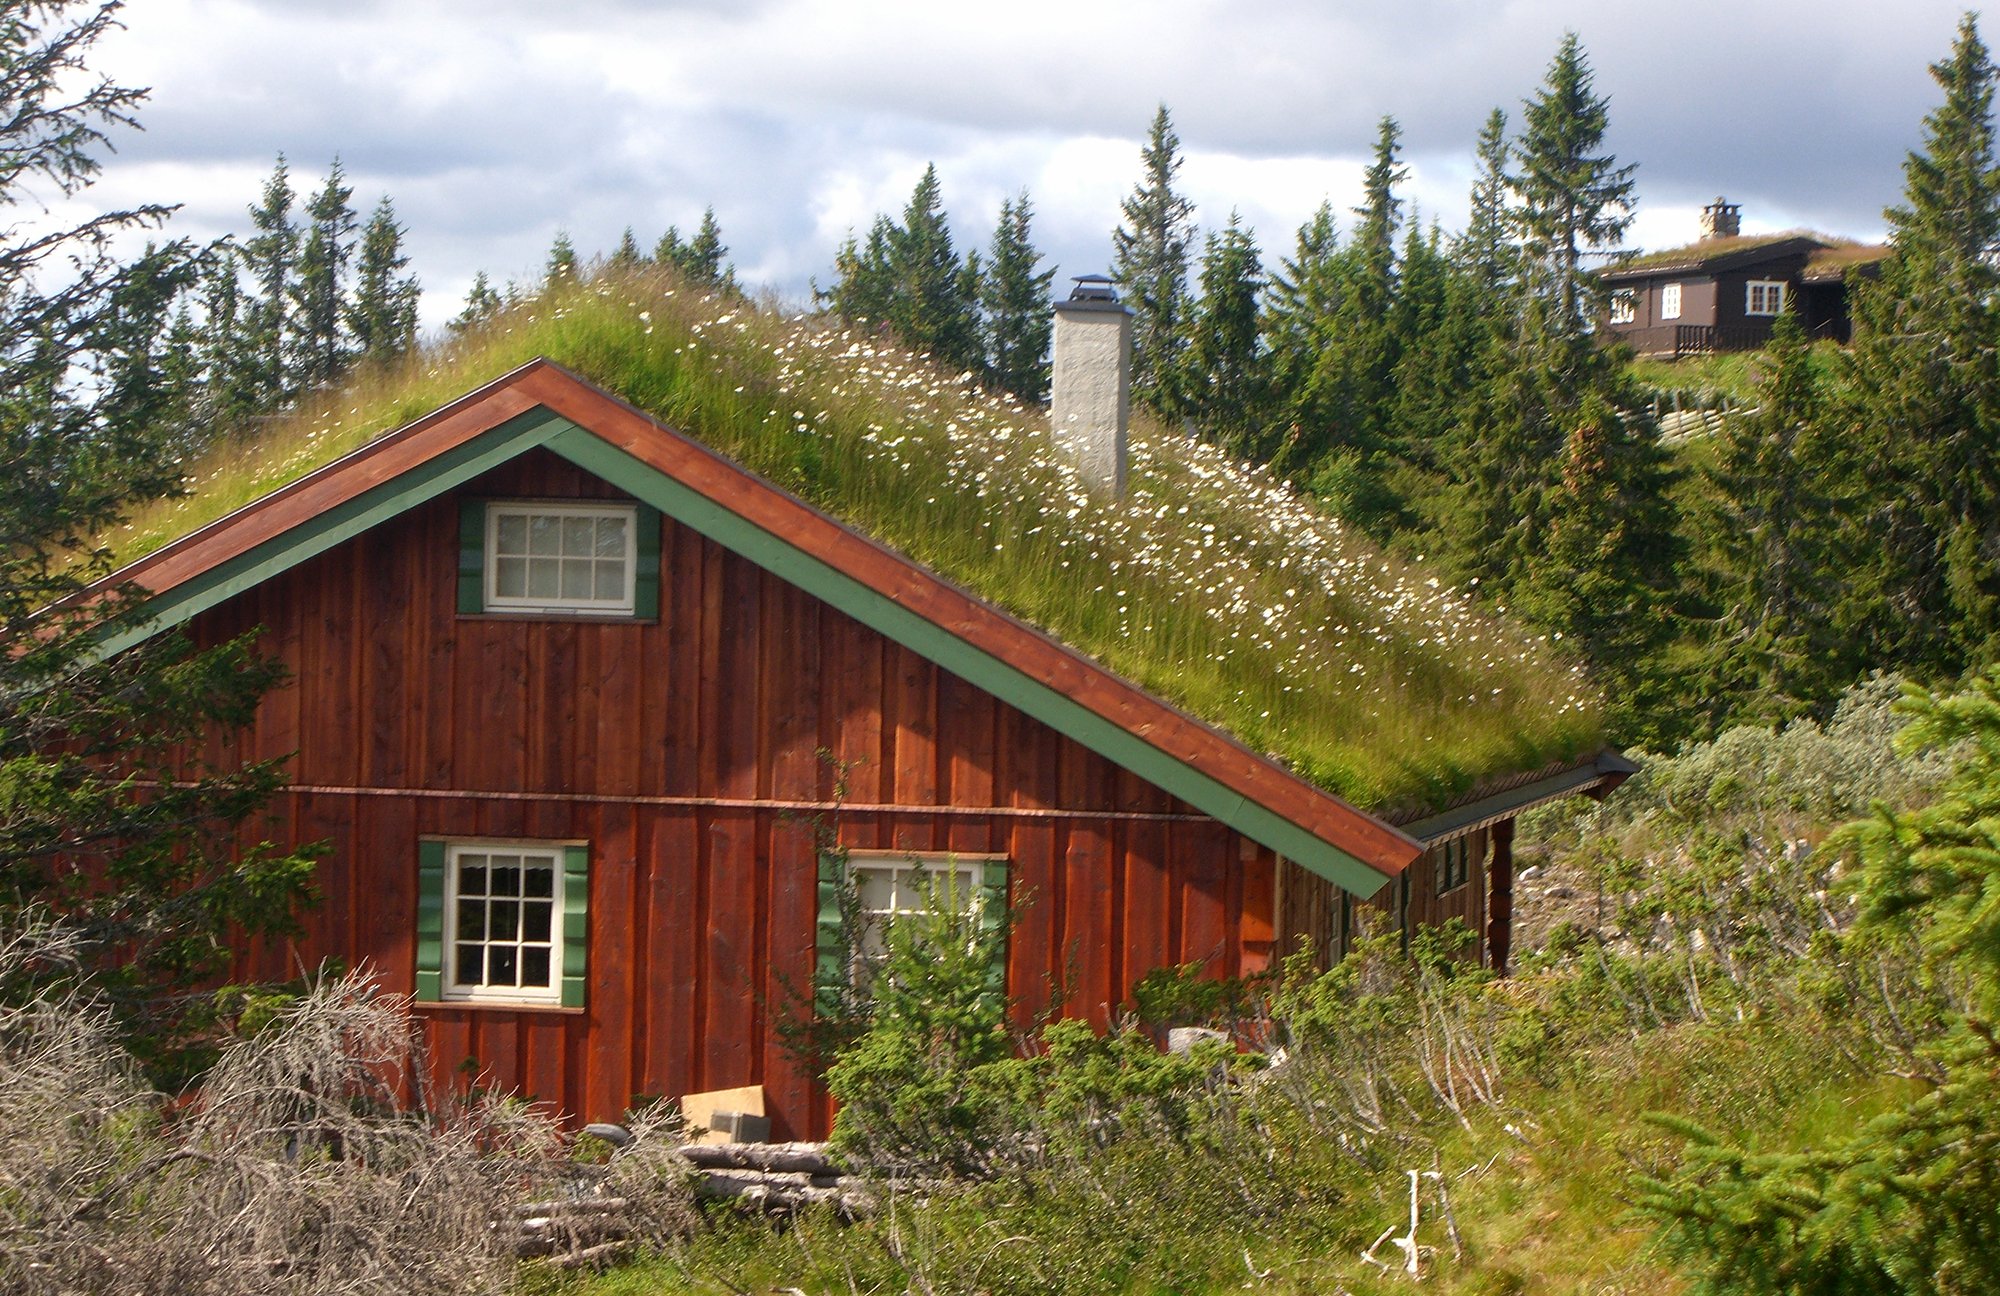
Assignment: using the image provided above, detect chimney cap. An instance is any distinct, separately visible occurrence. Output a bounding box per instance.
[1068,273,1119,302]
[1058,272,1131,315]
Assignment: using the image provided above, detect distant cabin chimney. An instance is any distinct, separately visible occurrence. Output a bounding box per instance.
[1699,196,1742,241]
[1049,274,1133,497]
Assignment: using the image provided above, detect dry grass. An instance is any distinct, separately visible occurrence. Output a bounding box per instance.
[105,267,1604,812]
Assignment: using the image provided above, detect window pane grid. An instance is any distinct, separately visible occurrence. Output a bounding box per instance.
[446,847,561,1002]
[486,504,635,612]
[850,859,980,970]
[1746,280,1786,316]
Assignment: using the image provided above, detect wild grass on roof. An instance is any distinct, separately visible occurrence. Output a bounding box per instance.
[110,267,1604,813]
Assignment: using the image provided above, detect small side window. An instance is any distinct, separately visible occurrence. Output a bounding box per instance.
[417,839,588,1008]
[1609,290,1636,325]
[1660,282,1683,321]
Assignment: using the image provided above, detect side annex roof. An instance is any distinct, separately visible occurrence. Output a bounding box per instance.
[91,359,1424,894]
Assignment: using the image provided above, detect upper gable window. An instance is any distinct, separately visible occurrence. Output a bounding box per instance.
[1659,282,1683,321]
[1745,280,1787,316]
[459,500,660,618]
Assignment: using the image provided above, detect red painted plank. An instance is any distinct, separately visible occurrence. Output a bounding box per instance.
[1178,820,1230,976]
[587,801,637,1118]
[701,807,758,1091]
[1058,803,1114,1031]
[761,815,816,1141]
[643,808,700,1105]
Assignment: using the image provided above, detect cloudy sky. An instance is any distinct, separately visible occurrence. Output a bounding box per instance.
[76,0,1981,329]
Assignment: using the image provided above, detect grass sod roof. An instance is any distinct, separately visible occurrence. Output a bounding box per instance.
[107,268,1605,816]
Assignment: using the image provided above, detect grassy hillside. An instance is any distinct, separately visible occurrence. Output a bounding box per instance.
[108,268,1603,813]
[538,1016,1904,1296]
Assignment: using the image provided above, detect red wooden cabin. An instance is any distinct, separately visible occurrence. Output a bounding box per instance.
[99,361,1629,1138]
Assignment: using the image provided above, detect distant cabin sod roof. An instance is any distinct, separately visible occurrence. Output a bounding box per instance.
[1605,231,1891,281]
[103,269,1607,823]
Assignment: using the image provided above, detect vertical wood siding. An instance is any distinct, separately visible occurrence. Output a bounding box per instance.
[1276,825,1492,969]
[191,450,1282,1138]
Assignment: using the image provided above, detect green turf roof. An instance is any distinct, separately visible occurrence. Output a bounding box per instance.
[109,268,1606,816]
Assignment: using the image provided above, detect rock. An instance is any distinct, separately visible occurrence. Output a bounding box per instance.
[1167,1026,1229,1054]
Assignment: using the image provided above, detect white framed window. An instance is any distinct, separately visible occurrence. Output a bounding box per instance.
[1745,280,1787,316]
[443,841,567,1005]
[484,501,638,615]
[1609,290,1637,325]
[1659,282,1683,321]
[849,853,983,967]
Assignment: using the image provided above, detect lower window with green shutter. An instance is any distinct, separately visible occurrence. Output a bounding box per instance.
[814,850,1009,1004]
[416,839,588,1008]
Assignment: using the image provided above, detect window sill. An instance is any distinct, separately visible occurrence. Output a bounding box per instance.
[454,612,658,626]
[414,999,585,1016]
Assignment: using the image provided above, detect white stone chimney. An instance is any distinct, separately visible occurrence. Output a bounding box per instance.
[1699,196,1742,241]
[1049,273,1133,498]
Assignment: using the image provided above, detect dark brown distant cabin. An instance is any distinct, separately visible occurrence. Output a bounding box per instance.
[1601,197,1889,359]
[94,363,1630,1139]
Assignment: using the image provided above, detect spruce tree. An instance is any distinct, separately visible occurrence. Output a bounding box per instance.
[198,242,260,422]
[1385,221,1464,477]
[0,0,317,1074]
[1396,114,1517,485]
[1517,388,1681,737]
[348,195,420,360]
[1263,201,1340,427]
[239,156,296,401]
[450,270,504,334]
[1280,118,1407,519]
[1843,13,2000,671]
[545,230,578,284]
[1181,214,1269,456]
[1511,34,1635,338]
[1461,107,1517,302]
[291,158,357,389]
[885,164,980,371]
[609,226,643,268]
[827,217,897,325]
[978,190,1054,403]
[683,207,732,289]
[1691,313,1847,727]
[1112,104,1195,417]
[654,225,685,268]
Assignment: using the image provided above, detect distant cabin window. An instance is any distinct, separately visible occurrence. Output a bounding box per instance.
[1609,290,1637,325]
[415,839,588,1008]
[1659,282,1683,321]
[1745,280,1787,316]
[459,500,660,618]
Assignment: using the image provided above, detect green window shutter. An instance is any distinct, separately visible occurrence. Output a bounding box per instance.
[633,504,662,620]
[457,499,486,614]
[561,844,589,1008]
[815,852,847,1016]
[979,858,1010,999]
[415,839,446,1001]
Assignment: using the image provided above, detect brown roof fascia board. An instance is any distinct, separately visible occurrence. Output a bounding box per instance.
[1396,750,1639,846]
[92,359,1421,881]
